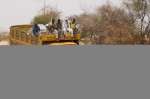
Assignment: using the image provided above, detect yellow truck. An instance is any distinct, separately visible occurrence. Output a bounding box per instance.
[9,24,80,46]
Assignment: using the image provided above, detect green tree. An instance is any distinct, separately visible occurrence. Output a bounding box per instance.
[32,7,61,25]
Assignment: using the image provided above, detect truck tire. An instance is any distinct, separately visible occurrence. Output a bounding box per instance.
[74,40,79,45]
[9,39,13,45]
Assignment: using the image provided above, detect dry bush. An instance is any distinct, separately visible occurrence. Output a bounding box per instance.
[77,4,136,44]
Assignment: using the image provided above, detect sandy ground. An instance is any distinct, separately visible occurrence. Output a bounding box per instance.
[0,40,10,45]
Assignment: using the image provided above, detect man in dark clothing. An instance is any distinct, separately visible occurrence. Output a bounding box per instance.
[51,18,56,33]
[57,19,62,30]
[32,24,40,36]
[47,18,56,33]
[56,19,63,39]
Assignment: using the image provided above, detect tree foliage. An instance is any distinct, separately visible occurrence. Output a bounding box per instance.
[32,7,60,25]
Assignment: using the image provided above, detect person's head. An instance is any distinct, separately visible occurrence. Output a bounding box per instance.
[65,20,68,23]
[72,18,76,23]
[58,19,61,23]
[34,23,38,27]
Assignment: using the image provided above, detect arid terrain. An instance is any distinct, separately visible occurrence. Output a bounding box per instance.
[0,40,9,45]
[0,32,9,45]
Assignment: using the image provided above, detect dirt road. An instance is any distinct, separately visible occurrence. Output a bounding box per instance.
[0,40,9,45]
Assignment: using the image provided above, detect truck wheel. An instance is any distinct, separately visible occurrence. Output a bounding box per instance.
[74,40,79,45]
[9,39,15,45]
[9,39,13,45]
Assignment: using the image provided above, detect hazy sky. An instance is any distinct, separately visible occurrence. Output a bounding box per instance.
[0,0,121,31]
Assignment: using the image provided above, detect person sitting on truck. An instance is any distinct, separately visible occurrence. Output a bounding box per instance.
[47,18,56,33]
[56,19,63,38]
[70,18,77,33]
[62,20,69,34]
[70,18,80,35]
[32,24,40,36]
